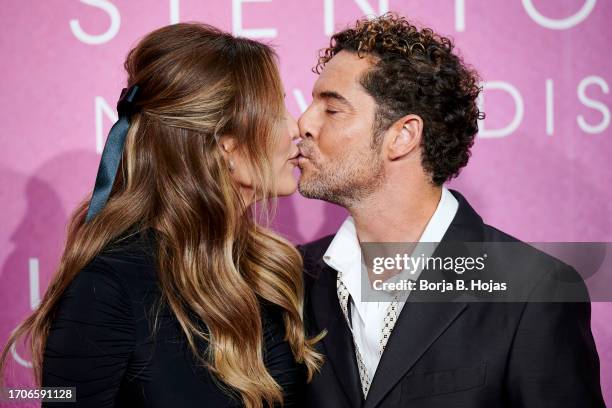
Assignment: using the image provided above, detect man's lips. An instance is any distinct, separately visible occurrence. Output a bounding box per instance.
[296,147,310,159]
[288,150,301,165]
[296,146,312,167]
[297,155,310,168]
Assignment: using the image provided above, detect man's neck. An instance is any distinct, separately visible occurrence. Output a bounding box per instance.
[349,177,442,243]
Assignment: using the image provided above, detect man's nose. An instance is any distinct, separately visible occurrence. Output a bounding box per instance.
[297,110,313,139]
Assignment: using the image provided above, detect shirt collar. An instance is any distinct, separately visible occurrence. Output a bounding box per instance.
[322,186,459,299]
[323,215,361,289]
[419,186,459,243]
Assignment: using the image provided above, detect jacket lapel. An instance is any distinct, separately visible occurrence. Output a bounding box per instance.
[309,258,363,408]
[364,189,485,408]
[363,301,468,408]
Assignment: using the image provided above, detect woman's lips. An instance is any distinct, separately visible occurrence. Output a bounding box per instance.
[288,151,301,166]
[296,147,311,166]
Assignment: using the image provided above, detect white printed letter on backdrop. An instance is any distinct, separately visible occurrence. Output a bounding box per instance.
[292,89,309,114]
[232,0,278,38]
[522,0,596,30]
[9,258,41,368]
[455,0,465,32]
[478,81,524,138]
[324,0,389,35]
[170,0,180,24]
[70,0,121,45]
[577,75,610,135]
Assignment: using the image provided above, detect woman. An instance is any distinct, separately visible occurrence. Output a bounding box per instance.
[0,23,322,407]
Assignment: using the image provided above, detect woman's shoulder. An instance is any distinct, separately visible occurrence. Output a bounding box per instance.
[56,256,134,323]
[45,255,137,364]
[98,227,157,266]
[43,254,138,397]
[59,229,158,315]
[94,228,158,282]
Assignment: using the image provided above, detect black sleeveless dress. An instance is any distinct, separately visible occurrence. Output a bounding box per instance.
[42,230,305,407]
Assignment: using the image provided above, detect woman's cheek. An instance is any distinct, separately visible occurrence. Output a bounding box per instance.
[278,163,298,195]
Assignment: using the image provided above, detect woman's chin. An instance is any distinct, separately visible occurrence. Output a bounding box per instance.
[275,178,298,197]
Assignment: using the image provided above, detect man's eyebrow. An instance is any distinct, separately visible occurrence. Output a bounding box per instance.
[314,90,354,109]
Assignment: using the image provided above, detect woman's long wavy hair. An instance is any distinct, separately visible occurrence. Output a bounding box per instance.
[0,22,323,408]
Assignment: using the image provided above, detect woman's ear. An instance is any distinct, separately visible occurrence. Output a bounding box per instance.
[218,135,237,156]
[217,135,254,190]
[218,135,238,171]
[387,115,423,161]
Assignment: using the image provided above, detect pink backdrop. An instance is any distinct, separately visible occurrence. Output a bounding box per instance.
[1,1,610,406]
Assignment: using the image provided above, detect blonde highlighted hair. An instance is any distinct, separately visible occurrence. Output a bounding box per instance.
[0,22,322,408]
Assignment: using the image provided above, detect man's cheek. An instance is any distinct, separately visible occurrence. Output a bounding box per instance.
[317,134,337,158]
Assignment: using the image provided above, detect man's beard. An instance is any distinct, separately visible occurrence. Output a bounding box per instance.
[298,144,385,209]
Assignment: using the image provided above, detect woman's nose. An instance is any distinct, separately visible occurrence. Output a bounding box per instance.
[287,114,300,142]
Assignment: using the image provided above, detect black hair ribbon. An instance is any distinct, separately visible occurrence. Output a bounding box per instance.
[85,85,140,222]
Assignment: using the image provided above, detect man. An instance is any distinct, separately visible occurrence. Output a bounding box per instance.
[296,13,604,408]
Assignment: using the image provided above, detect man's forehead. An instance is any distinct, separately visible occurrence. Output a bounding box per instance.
[313,50,374,96]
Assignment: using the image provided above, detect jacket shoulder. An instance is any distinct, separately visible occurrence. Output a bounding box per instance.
[481,223,588,301]
[298,234,335,259]
[482,223,521,242]
[298,234,335,278]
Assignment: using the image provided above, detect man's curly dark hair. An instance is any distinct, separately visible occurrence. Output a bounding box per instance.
[315,13,485,186]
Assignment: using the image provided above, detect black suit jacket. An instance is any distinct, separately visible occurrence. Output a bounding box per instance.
[300,190,605,408]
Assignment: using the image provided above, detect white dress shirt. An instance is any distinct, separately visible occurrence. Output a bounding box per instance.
[322,187,459,381]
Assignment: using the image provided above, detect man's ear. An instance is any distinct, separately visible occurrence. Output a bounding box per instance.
[387,115,423,161]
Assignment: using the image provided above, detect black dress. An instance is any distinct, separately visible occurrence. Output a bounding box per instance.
[42,230,306,407]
